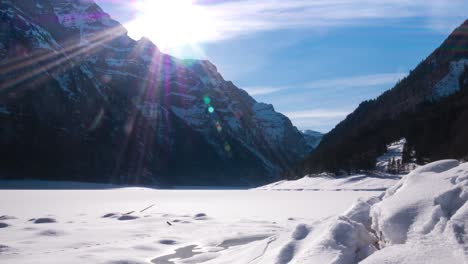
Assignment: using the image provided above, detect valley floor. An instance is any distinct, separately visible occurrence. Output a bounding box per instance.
[0,186,375,264]
[1,160,467,264]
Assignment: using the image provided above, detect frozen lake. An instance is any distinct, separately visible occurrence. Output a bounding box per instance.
[0,184,378,264]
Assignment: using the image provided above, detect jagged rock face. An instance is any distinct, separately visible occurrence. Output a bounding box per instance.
[0,0,310,186]
[294,20,468,176]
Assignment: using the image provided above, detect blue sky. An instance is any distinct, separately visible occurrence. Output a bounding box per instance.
[95,0,467,132]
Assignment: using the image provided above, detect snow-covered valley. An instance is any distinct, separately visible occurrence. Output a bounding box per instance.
[1,160,467,264]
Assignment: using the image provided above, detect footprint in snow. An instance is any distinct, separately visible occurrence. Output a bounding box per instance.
[158,239,178,245]
[0,215,16,221]
[133,245,158,251]
[107,260,147,264]
[193,213,208,220]
[118,215,139,221]
[102,213,139,221]
[0,244,11,253]
[291,224,310,240]
[33,218,57,224]
[275,224,311,264]
[276,243,296,264]
[38,229,64,237]
[102,213,120,218]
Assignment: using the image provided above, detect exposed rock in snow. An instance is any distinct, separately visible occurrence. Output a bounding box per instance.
[432,59,468,100]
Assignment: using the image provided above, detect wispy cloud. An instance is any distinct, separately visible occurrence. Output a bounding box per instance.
[283,109,351,132]
[244,72,406,96]
[192,0,467,41]
[247,72,408,131]
[284,109,350,119]
[243,86,285,96]
[302,72,407,90]
[110,0,467,43]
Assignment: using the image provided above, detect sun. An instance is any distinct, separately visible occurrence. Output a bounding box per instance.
[125,0,214,54]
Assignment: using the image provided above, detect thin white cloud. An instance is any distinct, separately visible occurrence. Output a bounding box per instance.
[193,0,467,41]
[283,109,351,132]
[244,72,406,96]
[284,109,350,119]
[247,72,407,131]
[243,86,285,96]
[302,72,407,90]
[115,0,467,43]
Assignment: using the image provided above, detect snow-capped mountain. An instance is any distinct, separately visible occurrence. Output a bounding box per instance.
[294,19,468,176]
[0,0,311,185]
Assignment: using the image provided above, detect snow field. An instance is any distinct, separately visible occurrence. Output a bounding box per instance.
[1,159,466,263]
[0,187,377,264]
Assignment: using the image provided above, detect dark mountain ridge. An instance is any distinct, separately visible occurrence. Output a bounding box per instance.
[0,0,312,186]
[293,19,468,177]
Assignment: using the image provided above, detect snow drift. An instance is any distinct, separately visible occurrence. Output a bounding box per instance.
[364,160,468,263]
[258,173,400,192]
[0,160,466,263]
[295,160,467,263]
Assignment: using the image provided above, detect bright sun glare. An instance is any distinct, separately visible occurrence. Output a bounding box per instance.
[125,0,214,54]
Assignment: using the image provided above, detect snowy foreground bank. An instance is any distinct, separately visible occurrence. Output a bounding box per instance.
[258,173,401,192]
[0,160,467,263]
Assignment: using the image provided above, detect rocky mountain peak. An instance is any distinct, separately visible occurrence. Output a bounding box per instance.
[0,0,312,186]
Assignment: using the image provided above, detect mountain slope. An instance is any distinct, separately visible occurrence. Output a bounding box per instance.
[301,130,323,150]
[0,0,310,186]
[294,19,468,176]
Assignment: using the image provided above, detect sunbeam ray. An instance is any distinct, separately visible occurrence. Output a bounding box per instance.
[0,26,127,95]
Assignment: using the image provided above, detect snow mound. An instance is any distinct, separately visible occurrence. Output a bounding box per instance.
[291,197,380,264]
[411,159,460,174]
[364,159,467,263]
[293,159,467,264]
[258,173,400,191]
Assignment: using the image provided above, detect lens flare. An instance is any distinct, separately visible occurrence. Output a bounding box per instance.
[224,142,231,152]
[203,96,211,105]
[125,0,214,53]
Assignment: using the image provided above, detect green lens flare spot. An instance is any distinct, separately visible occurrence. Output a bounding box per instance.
[203,96,211,105]
[224,143,231,152]
[208,106,215,113]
